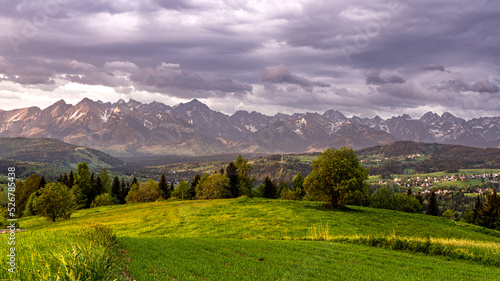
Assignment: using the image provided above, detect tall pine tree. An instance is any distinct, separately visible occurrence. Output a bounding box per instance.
[159,174,169,199]
[225,162,239,197]
[427,190,439,216]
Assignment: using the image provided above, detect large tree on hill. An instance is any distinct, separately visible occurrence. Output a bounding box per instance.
[303,147,368,208]
[427,190,439,216]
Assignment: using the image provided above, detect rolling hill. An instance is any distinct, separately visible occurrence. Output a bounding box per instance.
[0,137,124,171]
[7,198,500,280]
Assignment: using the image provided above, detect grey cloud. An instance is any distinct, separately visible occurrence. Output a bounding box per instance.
[66,72,130,88]
[366,72,405,85]
[130,66,253,97]
[436,77,499,94]
[471,78,500,93]
[421,64,446,72]
[262,65,330,90]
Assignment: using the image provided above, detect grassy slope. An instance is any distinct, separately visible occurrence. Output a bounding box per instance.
[12,198,500,280]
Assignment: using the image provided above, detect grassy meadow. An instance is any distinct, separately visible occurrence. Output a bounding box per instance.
[2,198,500,280]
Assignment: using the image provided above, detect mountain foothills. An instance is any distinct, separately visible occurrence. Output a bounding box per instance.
[1,98,500,156]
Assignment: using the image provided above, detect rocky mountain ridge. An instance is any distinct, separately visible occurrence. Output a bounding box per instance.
[0,98,498,156]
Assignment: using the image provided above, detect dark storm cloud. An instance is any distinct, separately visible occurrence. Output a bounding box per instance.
[366,72,406,85]
[0,0,499,118]
[436,77,499,94]
[262,65,330,90]
[421,64,446,72]
[130,65,253,98]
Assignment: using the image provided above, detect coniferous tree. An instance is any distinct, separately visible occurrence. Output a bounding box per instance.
[190,174,200,199]
[170,181,175,194]
[481,191,499,229]
[69,171,75,187]
[415,191,424,206]
[39,175,47,189]
[262,175,278,199]
[57,174,64,184]
[159,174,169,199]
[473,195,484,226]
[111,176,121,202]
[225,162,239,198]
[407,188,412,196]
[427,190,439,216]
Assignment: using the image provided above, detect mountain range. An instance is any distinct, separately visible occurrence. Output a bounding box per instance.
[0,98,499,156]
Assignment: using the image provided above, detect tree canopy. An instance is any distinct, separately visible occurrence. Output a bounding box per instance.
[303,147,368,208]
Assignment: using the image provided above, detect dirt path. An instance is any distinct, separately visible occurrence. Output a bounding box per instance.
[0,229,26,234]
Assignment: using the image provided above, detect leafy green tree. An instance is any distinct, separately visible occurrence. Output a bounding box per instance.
[76,162,92,208]
[196,174,231,200]
[292,172,304,191]
[13,174,40,218]
[125,180,163,203]
[427,190,439,216]
[462,209,475,224]
[303,147,368,208]
[99,168,111,193]
[159,174,169,199]
[371,187,396,209]
[235,155,255,196]
[22,192,38,217]
[71,184,87,209]
[395,193,422,213]
[34,182,76,222]
[277,182,288,198]
[442,209,454,220]
[262,175,278,199]
[91,193,119,208]
[125,183,140,203]
[225,162,239,197]
[292,172,306,198]
[172,181,192,199]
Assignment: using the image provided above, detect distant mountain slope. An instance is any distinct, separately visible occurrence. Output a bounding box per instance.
[357,141,500,174]
[0,137,124,169]
[1,98,500,156]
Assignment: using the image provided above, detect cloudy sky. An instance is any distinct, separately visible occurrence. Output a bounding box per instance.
[0,0,499,119]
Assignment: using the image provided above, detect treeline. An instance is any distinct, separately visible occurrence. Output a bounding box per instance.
[369,186,500,230]
[462,191,500,230]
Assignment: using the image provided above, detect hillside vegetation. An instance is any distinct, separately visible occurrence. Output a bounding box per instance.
[0,137,123,168]
[7,198,500,280]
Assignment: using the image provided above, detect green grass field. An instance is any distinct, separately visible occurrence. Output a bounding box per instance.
[3,198,500,280]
